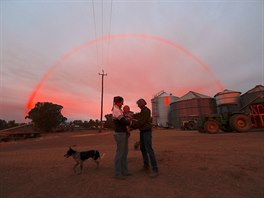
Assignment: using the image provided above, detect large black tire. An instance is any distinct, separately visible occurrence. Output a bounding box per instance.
[187,121,197,130]
[204,120,220,134]
[229,114,252,132]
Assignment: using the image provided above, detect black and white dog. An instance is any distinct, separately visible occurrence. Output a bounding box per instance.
[64,146,103,174]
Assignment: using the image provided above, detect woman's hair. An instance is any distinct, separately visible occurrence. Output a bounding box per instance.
[112,96,124,111]
[113,96,124,104]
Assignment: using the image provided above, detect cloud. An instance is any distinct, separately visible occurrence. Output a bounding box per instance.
[1,1,262,122]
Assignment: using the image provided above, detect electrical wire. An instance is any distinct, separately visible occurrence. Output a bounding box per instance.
[106,0,113,73]
[92,0,113,73]
[101,0,104,71]
[92,0,100,71]
[0,0,3,89]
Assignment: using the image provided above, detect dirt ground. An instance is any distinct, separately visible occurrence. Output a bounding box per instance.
[0,129,264,198]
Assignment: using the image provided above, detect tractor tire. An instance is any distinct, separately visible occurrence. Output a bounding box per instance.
[187,121,196,130]
[204,120,220,134]
[229,114,252,132]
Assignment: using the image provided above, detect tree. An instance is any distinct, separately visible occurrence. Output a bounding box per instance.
[0,119,7,130]
[0,119,19,130]
[25,102,67,132]
[104,114,114,129]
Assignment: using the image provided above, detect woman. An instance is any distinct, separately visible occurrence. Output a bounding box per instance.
[112,96,131,180]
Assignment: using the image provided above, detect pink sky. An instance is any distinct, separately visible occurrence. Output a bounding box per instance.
[2,1,262,123]
[25,34,224,121]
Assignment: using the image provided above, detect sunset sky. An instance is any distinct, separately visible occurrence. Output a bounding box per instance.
[0,0,263,122]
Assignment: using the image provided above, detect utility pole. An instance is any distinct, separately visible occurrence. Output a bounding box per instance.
[98,70,107,132]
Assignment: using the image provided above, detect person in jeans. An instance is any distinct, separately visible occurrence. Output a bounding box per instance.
[131,98,159,178]
[112,96,131,180]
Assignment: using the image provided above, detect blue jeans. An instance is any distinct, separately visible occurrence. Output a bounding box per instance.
[140,131,158,172]
[114,132,129,176]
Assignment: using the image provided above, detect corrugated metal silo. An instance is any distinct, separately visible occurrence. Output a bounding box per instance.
[240,85,264,128]
[169,91,217,128]
[240,85,264,106]
[151,91,179,127]
[214,89,241,113]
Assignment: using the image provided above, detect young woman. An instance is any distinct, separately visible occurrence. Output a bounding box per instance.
[112,96,131,180]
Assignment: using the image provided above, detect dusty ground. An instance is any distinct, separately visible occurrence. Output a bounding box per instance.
[0,129,264,198]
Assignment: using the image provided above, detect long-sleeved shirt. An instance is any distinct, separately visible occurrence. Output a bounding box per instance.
[112,105,130,133]
[131,106,152,132]
[123,111,134,121]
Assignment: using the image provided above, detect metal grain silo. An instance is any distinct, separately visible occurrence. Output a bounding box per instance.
[169,91,217,129]
[151,91,179,127]
[240,85,264,106]
[214,89,241,113]
[240,85,264,128]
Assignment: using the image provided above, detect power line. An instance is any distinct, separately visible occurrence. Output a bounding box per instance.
[92,0,112,130]
[101,0,104,70]
[106,0,113,72]
[92,0,99,69]
[0,0,3,90]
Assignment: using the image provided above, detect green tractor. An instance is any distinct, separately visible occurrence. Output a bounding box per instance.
[197,93,263,134]
[197,112,252,134]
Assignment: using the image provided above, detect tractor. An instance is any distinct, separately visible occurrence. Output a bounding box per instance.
[197,93,263,134]
[197,112,251,134]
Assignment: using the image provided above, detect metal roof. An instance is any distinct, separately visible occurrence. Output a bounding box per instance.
[152,90,177,98]
[176,91,211,102]
[214,89,241,97]
[243,85,264,94]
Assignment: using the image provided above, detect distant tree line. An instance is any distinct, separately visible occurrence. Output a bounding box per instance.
[55,118,114,132]
[104,114,114,129]
[1,102,115,132]
[68,119,101,130]
[0,120,21,130]
[25,101,115,132]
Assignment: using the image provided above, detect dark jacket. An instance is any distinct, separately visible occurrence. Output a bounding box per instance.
[113,117,130,133]
[131,106,152,132]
